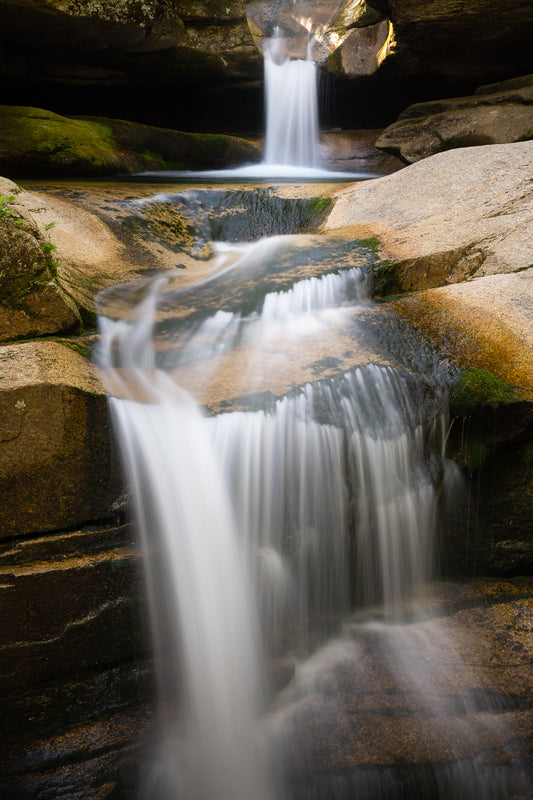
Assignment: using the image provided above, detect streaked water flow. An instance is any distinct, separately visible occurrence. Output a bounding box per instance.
[94,34,529,796]
[264,33,321,168]
[96,224,452,798]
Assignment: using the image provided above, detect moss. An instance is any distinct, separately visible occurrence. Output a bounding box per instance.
[304,197,332,219]
[373,258,404,298]
[301,197,333,229]
[56,339,91,358]
[0,106,123,174]
[1,105,260,176]
[325,48,345,77]
[449,368,519,418]
[140,150,168,168]
[187,132,231,166]
[359,236,380,252]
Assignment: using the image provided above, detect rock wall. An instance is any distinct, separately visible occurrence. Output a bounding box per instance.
[0,0,263,132]
[0,0,532,130]
[376,74,533,163]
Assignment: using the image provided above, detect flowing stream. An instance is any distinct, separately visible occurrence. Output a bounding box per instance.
[95,34,531,800]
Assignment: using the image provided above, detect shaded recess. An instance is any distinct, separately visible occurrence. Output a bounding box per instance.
[0,0,532,132]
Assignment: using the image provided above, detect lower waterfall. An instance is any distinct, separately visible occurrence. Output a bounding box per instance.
[96,228,530,799]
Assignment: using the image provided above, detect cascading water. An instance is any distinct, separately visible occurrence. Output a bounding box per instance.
[133,33,378,180]
[97,227,453,797]
[97,220,531,799]
[263,32,321,168]
[94,28,531,799]
[98,287,271,800]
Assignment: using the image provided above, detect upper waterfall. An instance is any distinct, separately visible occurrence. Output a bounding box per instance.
[263,33,321,168]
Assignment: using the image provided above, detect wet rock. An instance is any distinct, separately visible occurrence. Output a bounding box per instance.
[13,180,344,322]
[445,409,533,578]
[320,130,404,174]
[2,580,532,799]
[376,74,533,163]
[0,340,122,538]
[272,579,533,795]
[0,703,156,800]
[0,518,153,760]
[389,271,533,395]
[0,529,146,691]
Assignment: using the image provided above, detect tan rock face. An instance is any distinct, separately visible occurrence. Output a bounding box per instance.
[391,273,533,396]
[326,140,533,392]
[0,340,121,538]
[327,141,533,281]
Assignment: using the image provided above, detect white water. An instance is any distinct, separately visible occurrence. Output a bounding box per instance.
[99,288,271,800]
[94,28,530,799]
[263,34,320,168]
[97,241,447,797]
[133,33,382,182]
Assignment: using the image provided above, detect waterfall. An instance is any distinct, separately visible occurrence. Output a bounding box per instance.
[96,232,446,798]
[263,34,321,168]
[98,287,271,800]
[96,197,529,798]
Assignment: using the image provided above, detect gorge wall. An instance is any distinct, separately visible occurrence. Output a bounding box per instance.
[0,0,532,132]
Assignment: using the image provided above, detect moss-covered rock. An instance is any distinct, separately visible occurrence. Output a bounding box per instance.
[0,106,126,176]
[449,368,519,419]
[0,106,260,177]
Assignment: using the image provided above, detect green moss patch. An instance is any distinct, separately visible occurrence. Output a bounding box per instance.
[0,105,260,177]
[0,106,124,175]
[449,368,519,418]
[373,258,403,298]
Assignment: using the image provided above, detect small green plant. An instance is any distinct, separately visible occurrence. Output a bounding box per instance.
[41,241,57,254]
[0,194,16,216]
[359,236,380,251]
[1,194,61,280]
[0,194,31,229]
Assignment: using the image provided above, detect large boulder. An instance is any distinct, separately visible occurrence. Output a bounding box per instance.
[327,141,533,287]
[376,74,533,163]
[0,340,121,539]
[325,141,533,392]
[0,177,80,340]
